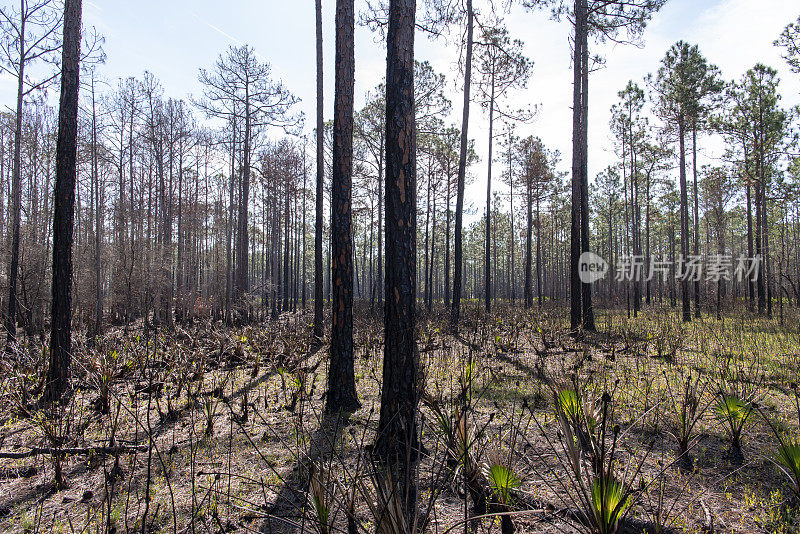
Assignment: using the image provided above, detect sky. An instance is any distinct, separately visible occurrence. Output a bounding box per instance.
[2,0,799,216]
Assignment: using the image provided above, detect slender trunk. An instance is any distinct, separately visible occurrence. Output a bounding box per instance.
[283,180,290,312]
[756,174,765,314]
[302,149,307,308]
[314,0,325,338]
[424,168,430,308]
[508,131,515,302]
[5,13,25,345]
[579,6,594,331]
[485,68,494,313]
[377,139,384,306]
[678,120,691,322]
[746,179,753,310]
[47,0,82,402]
[444,173,451,308]
[327,0,359,413]
[451,0,473,330]
[536,188,542,308]
[569,0,584,331]
[692,126,700,318]
[645,167,651,304]
[92,77,102,338]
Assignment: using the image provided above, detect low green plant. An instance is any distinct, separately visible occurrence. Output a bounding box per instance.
[663,367,713,468]
[759,388,800,498]
[713,392,754,462]
[590,474,630,534]
[522,377,655,534]
[308,466,333,534]
[775,442,800,497]
[483,445,522,534]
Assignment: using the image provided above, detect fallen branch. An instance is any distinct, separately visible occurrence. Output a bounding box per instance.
[0,444,148,459]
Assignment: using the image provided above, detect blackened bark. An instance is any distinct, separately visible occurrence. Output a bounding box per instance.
[47,0,82,402]
[92,77,102,338]
[692,126,700,318]
[746,181,753,311]
[314,0,325,339]
[377,0,418,517]
[444,173,451,308]
[5,18,25,345]
[485,70,494,313]
[235,85,251,320]
[579,3,594,331]
[451,0,472,330]
[327,0,359,413]
[524,175,532,308]
[283,181,290,312]
[377,147,383,306]
[569,0,583,331]
[645,168,650,304]
[302,149,307,308]
[678,121,691,322]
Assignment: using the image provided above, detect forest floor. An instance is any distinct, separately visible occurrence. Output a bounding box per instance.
[1,303,800,534]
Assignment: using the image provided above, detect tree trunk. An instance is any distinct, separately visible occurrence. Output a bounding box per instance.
[92,76,102,339]
[692,126,700,318]
[314,0,325,339]
[444,170,451,308]
[283,180,291,312]
[678,120,691,322]
[5,17,25,345]
[569,0,584,331]
[746,179,753,310]
[377,0,418,520]
[327,0,359,413]
[579,4,594,331]
[451,0,473,330]
[485,68,494,313]
[47,0,82,402]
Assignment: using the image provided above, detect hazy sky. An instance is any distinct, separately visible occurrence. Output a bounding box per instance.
[4,0,799,214]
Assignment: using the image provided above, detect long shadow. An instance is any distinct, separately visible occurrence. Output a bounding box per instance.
[0,342,325,526]
[262,409,352,534]
[494,350,547,383]
[149,344,323,442]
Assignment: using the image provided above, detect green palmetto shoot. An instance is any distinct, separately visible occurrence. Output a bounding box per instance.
[483,446,522,534]
[590,475,630,534]
[550,385,647,534]
[713,393,753,456]
[484,463,521,507]
[757,399,800,499]
[775,442,800,497]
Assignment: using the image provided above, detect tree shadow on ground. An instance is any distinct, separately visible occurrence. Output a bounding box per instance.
[261,409,353,534]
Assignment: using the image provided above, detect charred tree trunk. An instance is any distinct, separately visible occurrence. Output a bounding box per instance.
[692,126,700,318]
[47,0,82,402]
[313,0,325,339]
[569,0,584,331]
[578,5,594,331]
[746,180,754,311]
[5,18,25,345]
[451,0,473,330]
[678,120,691,322]
[91,77,102,339]
[485,68,494,313]
[377,0,418,520]
[326,0,359,413]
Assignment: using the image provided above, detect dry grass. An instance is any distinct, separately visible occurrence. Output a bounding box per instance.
[1,302,799,534]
